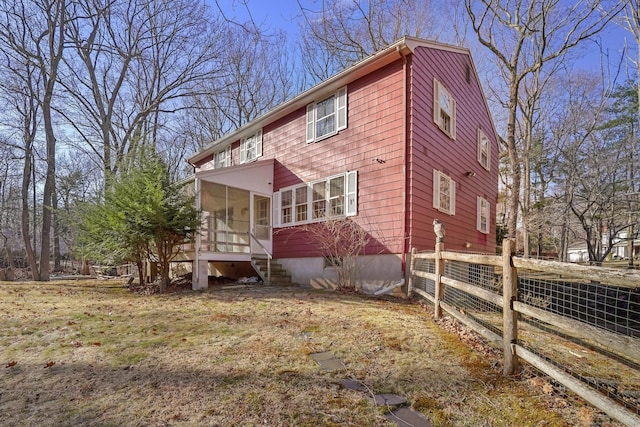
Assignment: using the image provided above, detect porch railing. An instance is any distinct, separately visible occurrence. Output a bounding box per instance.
[249,232,272,284]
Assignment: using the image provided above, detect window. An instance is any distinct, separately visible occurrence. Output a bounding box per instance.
[312,182,326,219]
[281,189,292,225]
[274,171,357,227]
[295,186,308,222]
[329,176,344,216]
[433,79,456,139]
[214,146,232,169]
[478,129,490,170]
[306,86,347,143]
[433,170,456,215]
[240,129,262,163]
[477,196,490,234]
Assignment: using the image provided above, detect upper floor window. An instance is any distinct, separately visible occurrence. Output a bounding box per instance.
[433,79,456,139]
[477,196,490,234]
[433,169,456,215]
[478,129,490,170]
[306,86,347,143]
[240,129,262,163]
[274,171,357,227]
[214,146,232,169]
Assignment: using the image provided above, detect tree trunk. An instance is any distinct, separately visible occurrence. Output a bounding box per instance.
[506,72,521,243]
[136,259,144,287]
[1,235,15,281]
[160,265,170,293]
[53,186,61,272]
[522,139,531,258]
[21,150,39,280]
[38,94,56,282]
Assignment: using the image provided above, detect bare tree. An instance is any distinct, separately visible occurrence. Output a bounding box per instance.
[518,63,559,257]
[0,0,69,280]
[297,0,442,84]
[546,71,637,264]
[617,2,640,267]
[465,0,624,240]
[299,218,370,290]
[0,140,21,280]
[60,0,225,184]
[527,70,608,259]
[0,63,40,278]
[563,136,630,264]
[179,10,298,159]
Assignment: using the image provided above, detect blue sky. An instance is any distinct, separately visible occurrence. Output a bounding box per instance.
[211,0,634,138]
[213,0,302,33]
[213,0,632,80]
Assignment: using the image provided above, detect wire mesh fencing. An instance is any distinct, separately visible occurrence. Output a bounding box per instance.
[409,248,640,422]
[516,266,640,416]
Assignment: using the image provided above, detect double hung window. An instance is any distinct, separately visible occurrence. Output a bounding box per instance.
[433,170,456,215]
[240,129,263,163]
[433,79,456,139]
[306,87,347,143]
[214,146,232,169]
[478,129,490,170]
[477,196,490,234]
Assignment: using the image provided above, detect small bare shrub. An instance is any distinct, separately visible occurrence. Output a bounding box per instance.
[302,218,370,290]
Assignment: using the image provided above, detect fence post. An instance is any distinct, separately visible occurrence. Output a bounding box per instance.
[434,241,445,319]
[502,238,519,375]
[407,247,416,297]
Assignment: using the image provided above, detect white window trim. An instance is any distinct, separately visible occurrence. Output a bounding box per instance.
[214,146,232,169]
[240,129,263,164]
[477,196,490,234]
[306,86,348,143]
[433,169,456,215]
[477,129,490,171]
[274,170,357,227]
[433,78,456,140]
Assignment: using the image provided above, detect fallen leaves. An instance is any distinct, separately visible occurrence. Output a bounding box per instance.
[528,376,555,395]
[542,382,555,395]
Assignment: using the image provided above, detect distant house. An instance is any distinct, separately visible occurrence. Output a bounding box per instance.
[185,37,499,294]
[567,231,640,263]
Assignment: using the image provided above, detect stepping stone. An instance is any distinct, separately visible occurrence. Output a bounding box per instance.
[373,394,407,407]
[310,351,335,361]
[385,407,433,427]
[309,352,345,372]
[338,379,368,392]
[317,357,345,372]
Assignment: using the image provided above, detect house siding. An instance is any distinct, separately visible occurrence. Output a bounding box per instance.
[408,46,498,252]
[267,61,407,259]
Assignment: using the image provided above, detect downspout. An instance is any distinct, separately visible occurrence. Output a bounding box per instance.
[398,45,409,280]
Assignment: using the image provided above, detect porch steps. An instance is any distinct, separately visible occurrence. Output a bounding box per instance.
[251,256,295,286]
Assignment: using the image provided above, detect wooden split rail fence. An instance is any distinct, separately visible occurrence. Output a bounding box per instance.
[408,239,640,426]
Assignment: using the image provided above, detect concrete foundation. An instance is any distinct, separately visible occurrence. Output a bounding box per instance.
[278,253,405,296]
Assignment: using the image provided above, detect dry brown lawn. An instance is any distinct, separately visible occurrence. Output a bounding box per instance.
[0,280,623,426]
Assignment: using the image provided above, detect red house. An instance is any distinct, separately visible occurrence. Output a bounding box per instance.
[186,37,499,294]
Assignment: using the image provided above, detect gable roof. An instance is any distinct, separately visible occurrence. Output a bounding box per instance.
[188,37,482,165]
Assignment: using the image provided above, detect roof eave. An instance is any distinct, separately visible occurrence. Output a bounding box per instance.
[188,38,415,165]
[188,37,474,165]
